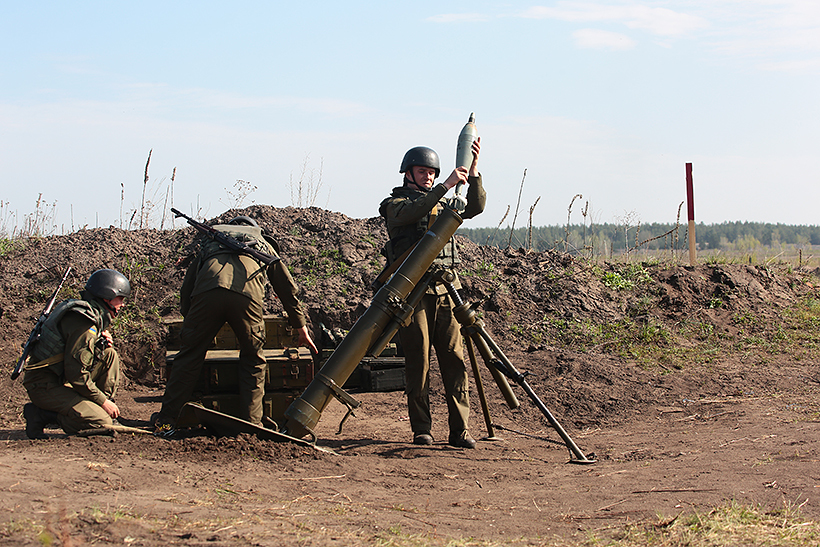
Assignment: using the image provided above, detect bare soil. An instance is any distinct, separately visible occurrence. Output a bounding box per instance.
[1,205,819,546]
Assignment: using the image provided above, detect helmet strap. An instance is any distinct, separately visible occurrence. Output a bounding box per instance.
[404,172,428,193]
[102,298,120,318]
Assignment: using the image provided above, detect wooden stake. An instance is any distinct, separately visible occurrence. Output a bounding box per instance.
[686,163,696,266]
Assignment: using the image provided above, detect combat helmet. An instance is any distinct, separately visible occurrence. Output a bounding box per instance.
[400,146,440,179]
[228,215,258,227]
[85,269,131,300]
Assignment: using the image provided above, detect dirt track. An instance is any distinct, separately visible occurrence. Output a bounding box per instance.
[2,373,820,546]
[1,205,819,545]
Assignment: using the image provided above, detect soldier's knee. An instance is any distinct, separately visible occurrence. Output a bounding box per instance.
[101,346,120,365]
[63,400,113,434]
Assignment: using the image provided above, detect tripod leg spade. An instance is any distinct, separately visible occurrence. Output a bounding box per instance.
[446,281,595,464]
[474,327,596,465]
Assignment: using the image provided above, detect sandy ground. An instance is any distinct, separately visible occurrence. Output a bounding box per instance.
[2,363,819,546]
[2,206,819,545]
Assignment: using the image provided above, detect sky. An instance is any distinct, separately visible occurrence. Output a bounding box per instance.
[1,1,819,233]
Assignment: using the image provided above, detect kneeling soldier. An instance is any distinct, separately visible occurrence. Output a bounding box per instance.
[22,269,130,438]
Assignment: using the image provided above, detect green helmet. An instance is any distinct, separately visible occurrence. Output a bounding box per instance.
[400,147,440,179]
[85,269,131,300]
[228,215,258,227]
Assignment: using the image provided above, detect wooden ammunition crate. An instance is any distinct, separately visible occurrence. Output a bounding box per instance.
[340,356,405,392]
[166,347,314,393]
[199,390,301,425]
[266,347,314,390]
[164,314,298,351]
[359,357,405,392]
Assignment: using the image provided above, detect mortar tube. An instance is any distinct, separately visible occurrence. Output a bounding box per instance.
[366,270,434,358]
[283,208,464,438]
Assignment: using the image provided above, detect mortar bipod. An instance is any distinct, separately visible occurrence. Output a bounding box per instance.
[444,281,596,465]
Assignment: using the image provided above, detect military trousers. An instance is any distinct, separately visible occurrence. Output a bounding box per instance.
[399,291,470,437]
[25,347,120,435]
[159,287,267,425]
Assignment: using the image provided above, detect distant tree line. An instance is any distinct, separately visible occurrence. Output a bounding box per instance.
[458,221,820,256]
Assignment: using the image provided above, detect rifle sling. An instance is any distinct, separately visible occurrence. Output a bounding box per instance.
[24,353,65,371]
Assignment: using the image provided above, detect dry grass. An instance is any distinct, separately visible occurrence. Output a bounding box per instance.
[579,499,820,547]
[4,500,816,546]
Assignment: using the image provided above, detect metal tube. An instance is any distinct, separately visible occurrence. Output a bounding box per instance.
[474,328,595,464]
[463,323,520,410]
[283,208,464,438]
[464,336,497,439]
[366,271,432,357]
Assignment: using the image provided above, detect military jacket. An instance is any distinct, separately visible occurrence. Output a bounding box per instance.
[180,224,307,328]
[379,174,485,294]
[23,297,112,406]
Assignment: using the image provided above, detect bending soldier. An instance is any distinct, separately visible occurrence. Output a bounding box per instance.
[23,269,131,438]
[153,214,317,430]
[379,139,485,448]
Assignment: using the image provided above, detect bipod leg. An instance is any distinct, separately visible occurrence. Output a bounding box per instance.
[464,335,501,441]
[474,327,596,465]
[444,280,519,410]
[460,323,520,410]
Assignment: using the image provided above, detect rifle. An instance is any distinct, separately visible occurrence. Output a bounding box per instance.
[171,208,281,266]
[11,266,72,380]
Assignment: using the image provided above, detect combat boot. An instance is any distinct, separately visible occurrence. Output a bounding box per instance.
[150,412,176,438]
[413,432,434,445]
[24,403,57,440]
[448,431,476,449]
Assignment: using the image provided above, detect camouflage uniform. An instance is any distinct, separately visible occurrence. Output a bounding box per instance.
[23,297,120,435]
[156,224,308,426]
[379,175,486,439]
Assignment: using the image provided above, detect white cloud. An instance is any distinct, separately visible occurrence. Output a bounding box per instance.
[703,0,820,57]
[757,58,820,72]
[521,2,708,37]
[517,1,820,71]
[573,28,637,50]
[176,89,371,116]
[90,84,373,117]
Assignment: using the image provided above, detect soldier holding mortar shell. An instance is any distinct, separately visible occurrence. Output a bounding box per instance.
[379,127,484,449]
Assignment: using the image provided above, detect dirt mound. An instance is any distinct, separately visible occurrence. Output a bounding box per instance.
[3,205,820,545]
[1,205,816,431]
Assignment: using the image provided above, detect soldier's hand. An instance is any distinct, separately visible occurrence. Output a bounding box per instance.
[443,166,469,190]
[102,399,120,419]
[297,325,319,354]
[469,137,481,177]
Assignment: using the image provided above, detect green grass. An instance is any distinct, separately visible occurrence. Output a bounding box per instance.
[0,237,24,257]
[463,259,498,280]
[5,500,814,547]
[584,500,820,547]
[296,247,351,282]
[508,286,820,371]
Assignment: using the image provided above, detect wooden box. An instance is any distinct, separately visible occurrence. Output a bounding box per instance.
[164,314,298,351]
[166,347,314,393]
[359,357,406,392]
[199,390,301,425]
